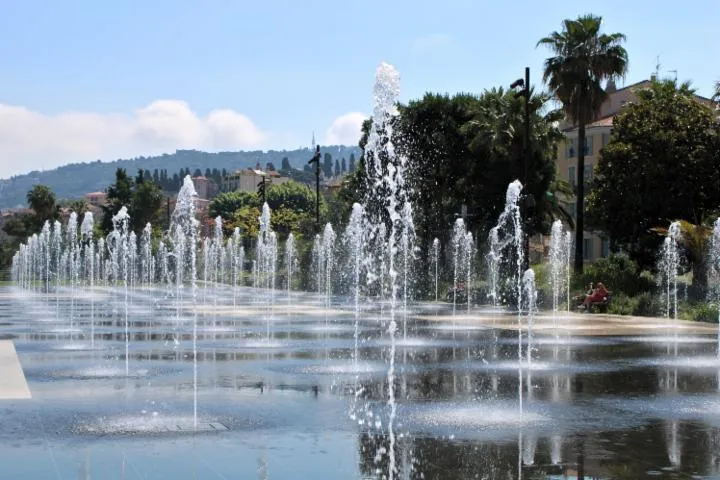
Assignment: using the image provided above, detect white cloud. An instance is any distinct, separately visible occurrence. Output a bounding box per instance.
[323,112,366,146]
[0,100,267,176]
[412,33,452,52]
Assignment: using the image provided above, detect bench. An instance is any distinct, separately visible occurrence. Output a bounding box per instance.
[575,292,612,313]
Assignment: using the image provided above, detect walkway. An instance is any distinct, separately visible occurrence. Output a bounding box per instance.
[0,340,31,400]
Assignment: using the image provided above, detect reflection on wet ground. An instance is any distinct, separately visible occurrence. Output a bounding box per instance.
[2,285,720,479]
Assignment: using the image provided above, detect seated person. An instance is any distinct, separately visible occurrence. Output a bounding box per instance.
[574,283,593,305]
[582,282,609,310]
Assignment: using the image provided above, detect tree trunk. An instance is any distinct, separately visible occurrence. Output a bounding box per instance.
[574,118,586,274]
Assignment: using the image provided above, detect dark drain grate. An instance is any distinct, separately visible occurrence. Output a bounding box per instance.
[78,422,229,434]
[175,422,228,432]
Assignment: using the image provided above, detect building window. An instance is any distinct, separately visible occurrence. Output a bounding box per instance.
[583,238,593,260]
[568,166,576,187]
[583,164,594,186]
[584,135,593,155]
[601,132,610,147]
[601,238,610,257]
[566,138,576,158]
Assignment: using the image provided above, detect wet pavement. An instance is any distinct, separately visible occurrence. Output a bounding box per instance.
[2,285,720,479]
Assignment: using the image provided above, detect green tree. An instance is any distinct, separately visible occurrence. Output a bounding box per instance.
[587,79,720,275]
[131,172,164,232]
[26,185,59,229]
[281,157,292,170]
[652,219,713,296]
[59,198,90,216]
[265,180,321,214]
[102,168,134,233]
[209,191,258,221]
[460,88,563,236]
[322,153,333,178]
[0,185,60,277]
[538,14,628,273]
[391,89,561,267]
[349,153,356,172]
[101,168,164,235]
[233,206,261,239]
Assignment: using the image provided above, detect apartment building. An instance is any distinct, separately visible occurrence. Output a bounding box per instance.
[554,78,714,261]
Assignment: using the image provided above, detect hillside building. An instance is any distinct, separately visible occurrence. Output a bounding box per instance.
[191,176,219,200]
[221,166,290,194]
[85,191,107,208]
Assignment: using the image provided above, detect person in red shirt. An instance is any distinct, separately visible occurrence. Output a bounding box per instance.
[582,282,609,311]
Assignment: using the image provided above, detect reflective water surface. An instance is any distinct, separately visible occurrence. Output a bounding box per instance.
[2,286,720,479]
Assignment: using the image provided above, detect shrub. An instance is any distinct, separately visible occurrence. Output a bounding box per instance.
[632,292,661,317]
[531,263,554,310]
[680,302,720,323]
[607,292,636,316]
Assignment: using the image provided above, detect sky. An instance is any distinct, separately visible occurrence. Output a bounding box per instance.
[0,0,718,178]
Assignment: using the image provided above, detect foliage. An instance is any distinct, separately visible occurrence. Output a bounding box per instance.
[265,180,320,215]
[132,172,164,232]
[0,185,61,278]
[211,181,323,240]
[680,301,719,323]
[59,198,89,216]
[538,15,628,126]
[270,208,316,240]
[209,191,258,220]
[100,168,164,235]
[587,80,720,270]
[538,13,628,272]
[232,206,261,239]
[25,185,60,231]
[650,219,713,297]
[606,291,661,317]
[531,262,554,309]
[632,292,662,316]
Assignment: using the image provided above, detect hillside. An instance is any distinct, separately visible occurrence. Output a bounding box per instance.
[0,146,361,208]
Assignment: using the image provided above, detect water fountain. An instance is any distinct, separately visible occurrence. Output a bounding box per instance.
[430,238,440,302]
[708,218,720,356]
[659,221,682,322]
[81,212,95,346]
[9,61,720,480]
[361,61,415,480]
[451,219,467,318]
[285,232,296,298]
[256,203,278,342]
[548,220,570,335]
[170,176,200,428]
[488,180,526,413]
[487,226,501,307]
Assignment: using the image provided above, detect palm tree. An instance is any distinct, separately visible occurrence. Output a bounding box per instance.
[652,219,712,298]
[538,14,628,273]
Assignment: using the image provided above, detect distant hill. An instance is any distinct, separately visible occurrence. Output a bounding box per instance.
[0,146,362,209]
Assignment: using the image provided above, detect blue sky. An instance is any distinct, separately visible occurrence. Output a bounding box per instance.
[0,0,718,176]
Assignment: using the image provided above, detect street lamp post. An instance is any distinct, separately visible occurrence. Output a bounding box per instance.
[511,67,532,270]
[256,172,267,204]
[307,145,322,232]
